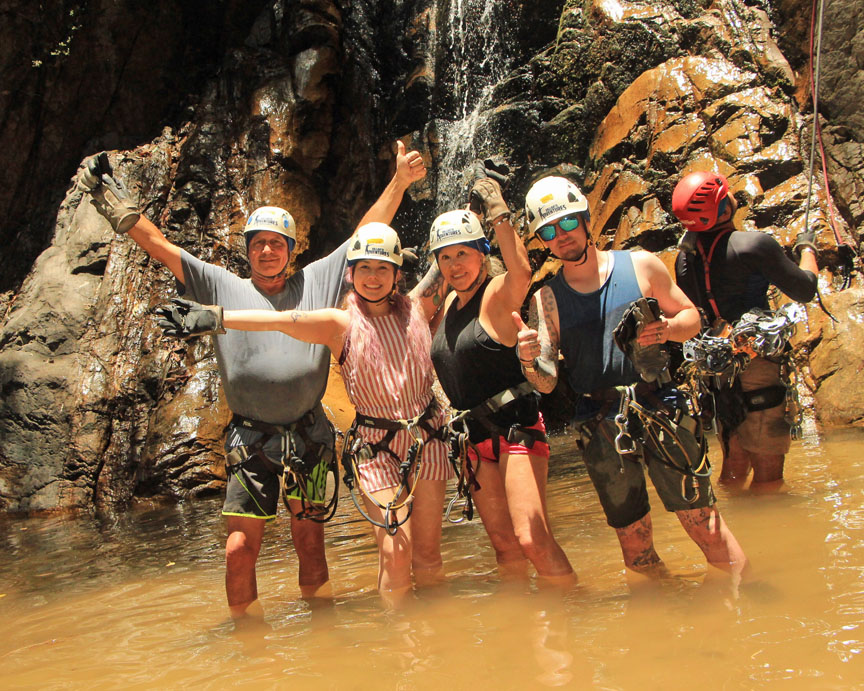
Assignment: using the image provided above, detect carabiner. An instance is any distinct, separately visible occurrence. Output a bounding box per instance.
[614,414,637,455]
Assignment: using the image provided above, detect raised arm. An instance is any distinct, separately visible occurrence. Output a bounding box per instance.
[127,216,184,281]
[355,140,426,229]
[472,178,532,309]
[634,251,701,345]
[77,153,185,282]
[410,259,450,322]
[514,286,561,394]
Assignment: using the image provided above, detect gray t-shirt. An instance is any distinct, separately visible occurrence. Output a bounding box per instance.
[179,241,349,437]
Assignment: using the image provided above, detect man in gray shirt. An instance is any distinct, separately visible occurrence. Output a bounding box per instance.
[78,143,426,616]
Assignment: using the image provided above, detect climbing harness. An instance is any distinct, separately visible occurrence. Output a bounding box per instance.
[582,383,710,504]
[340,399,445,536]
[679,303,807,438]
[444,382,544,524]
[227,412,340,522]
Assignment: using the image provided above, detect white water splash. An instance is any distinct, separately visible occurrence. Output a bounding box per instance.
[435,0,517,211]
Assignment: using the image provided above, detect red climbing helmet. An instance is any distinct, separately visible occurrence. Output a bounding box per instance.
[671,172,730,232]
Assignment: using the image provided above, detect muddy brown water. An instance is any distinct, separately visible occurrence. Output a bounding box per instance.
[1,423,862,689]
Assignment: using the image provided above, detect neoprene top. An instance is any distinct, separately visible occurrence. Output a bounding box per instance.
[674,230,817,323]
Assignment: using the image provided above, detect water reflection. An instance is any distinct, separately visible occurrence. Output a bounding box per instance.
[1,428,862,687]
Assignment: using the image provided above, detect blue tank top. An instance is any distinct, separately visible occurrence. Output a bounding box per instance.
[550,251,643,394]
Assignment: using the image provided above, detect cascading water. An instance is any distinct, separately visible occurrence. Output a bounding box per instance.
[433,0,519,211]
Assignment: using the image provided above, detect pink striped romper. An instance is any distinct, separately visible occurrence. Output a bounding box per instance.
[340,312,452,493]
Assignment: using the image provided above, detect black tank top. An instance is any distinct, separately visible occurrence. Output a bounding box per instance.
[430,278,539,440]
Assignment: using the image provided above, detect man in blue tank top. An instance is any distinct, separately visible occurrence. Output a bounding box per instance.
[514,176,749,580]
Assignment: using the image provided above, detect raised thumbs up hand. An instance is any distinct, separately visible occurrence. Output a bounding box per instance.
[395,139,427,186]
[513,311,540,365]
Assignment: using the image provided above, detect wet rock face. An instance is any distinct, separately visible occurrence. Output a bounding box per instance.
[1,0,862,512]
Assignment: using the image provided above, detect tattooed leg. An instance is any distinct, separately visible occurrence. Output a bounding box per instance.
[676,506,749,577]
[614,513,667,575]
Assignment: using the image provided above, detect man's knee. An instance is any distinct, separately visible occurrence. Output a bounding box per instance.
[226,531,261,571]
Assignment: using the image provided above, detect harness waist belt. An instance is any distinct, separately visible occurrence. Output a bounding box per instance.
[466,381,535,420]
[353,398,439,431]
[231,411,315,437]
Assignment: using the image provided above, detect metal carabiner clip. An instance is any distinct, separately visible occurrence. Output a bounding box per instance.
[613,386,637,455]
[614,414,637,455]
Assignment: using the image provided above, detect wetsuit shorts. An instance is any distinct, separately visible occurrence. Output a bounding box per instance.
[467,415,550,464]
[222,420,333,520]
[575,417,716,529]
[733,357,791,455]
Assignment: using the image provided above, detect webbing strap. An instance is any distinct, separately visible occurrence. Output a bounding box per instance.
[695,229,733,322]
[464,381,535,420]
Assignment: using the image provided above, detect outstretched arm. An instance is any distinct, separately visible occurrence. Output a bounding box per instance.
[473,179,532,309]
[127,216,184,282]
[514,287,561,394]
[223,308,349,354]
[355,140,426,229]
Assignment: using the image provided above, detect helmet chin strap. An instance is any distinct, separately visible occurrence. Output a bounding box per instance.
[353,268,398,305]
[356,287,395,305]
[550,230,593,265]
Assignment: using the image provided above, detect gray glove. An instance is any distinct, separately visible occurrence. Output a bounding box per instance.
[155,298,225,339]
[470,178,510,224]
[793,228,818,257]
[612,297,673,385]
[77,152,141,233]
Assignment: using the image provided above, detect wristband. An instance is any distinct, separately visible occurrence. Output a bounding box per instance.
[520,357,536,372]
[491,214,511,227]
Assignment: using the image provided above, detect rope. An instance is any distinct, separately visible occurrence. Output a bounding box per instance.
[805,0,857,255]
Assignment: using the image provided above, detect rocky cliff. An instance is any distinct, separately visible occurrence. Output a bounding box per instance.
[1,0,861,513]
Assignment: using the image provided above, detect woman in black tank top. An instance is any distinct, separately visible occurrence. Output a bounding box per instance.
[422,188,574,584]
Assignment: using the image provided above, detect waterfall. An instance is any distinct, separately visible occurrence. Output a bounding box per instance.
[433,0,518,212]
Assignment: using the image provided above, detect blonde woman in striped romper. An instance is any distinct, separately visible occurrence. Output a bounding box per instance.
[220,223,450,605]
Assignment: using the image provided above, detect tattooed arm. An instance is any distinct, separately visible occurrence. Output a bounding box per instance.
[514,286,561,393]
[410,259,451,322]
[222,308,349,355]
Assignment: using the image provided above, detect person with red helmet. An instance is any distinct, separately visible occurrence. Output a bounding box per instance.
[672,171,818,489]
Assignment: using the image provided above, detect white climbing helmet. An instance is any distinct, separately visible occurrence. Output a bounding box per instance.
[243,206,297,251]
[428,210,489,254]
[524,176,590,234]
[347,223,404,267]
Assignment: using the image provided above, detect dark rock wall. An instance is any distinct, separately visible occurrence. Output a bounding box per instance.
[1,0,862,513]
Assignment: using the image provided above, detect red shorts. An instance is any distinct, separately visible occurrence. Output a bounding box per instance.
[467,415,550,463]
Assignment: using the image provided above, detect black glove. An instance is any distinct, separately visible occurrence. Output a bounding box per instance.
[400,246,420,270]
[77,152,141,233]
[155,298,225,339]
